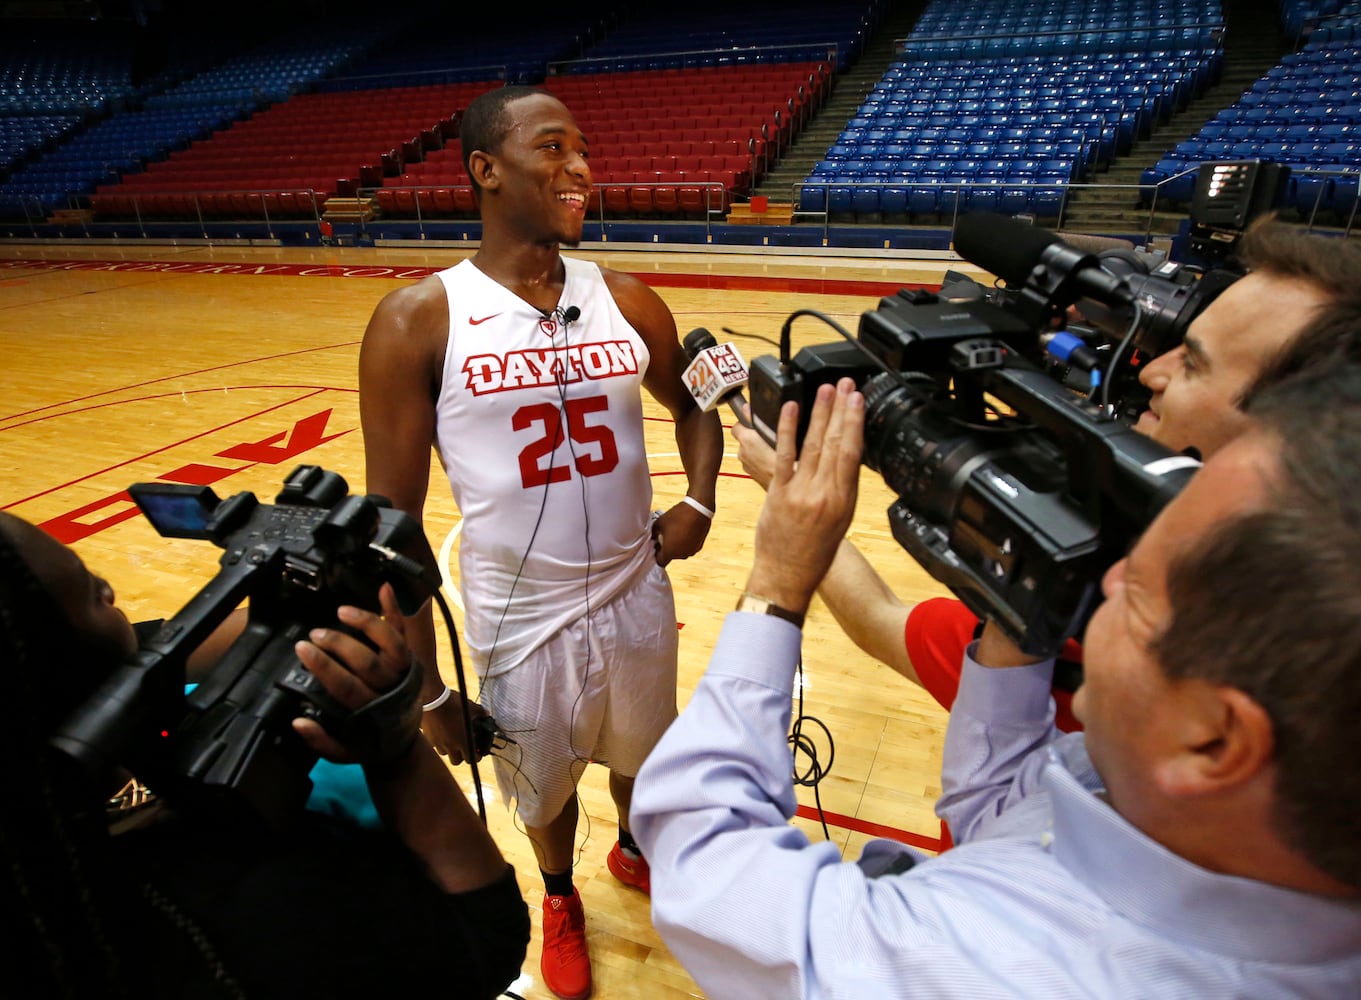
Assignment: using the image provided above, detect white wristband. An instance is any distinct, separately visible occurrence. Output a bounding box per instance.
[681,495,715,520]
[422,686,452,712]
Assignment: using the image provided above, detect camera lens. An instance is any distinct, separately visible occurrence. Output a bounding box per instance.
[862,372,992,523]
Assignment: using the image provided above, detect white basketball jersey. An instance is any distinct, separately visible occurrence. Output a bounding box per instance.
[433,257,656,676]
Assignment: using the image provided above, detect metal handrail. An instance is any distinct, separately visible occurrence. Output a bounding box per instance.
[356,179,735,239]
[789,164,1361,242]
[547,42,838,76]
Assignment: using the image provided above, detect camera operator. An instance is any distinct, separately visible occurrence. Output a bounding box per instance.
[734,217,1361,735]
[631,368,1361,998]
[0,511,529,998]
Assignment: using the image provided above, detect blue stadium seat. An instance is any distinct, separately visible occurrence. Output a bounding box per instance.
[850,181,880,216]
[826,183,854,216]
[963,174,1003,213]
[908,171,943,218]
[799,181,830,213]
[879,183,910,217]
[1163,163,1199,204]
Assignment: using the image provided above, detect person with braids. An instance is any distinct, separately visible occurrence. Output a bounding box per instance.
[0,511,529,998]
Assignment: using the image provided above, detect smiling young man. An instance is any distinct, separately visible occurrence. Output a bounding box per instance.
[357,85,722,999]
[632,365,1361,998]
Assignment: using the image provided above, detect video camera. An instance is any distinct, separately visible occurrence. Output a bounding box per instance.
[747,213,1237,662]
[51,465,443,831]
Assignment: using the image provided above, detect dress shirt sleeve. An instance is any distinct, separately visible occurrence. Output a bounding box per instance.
[632,611,928,999]
[935,641,1062,845]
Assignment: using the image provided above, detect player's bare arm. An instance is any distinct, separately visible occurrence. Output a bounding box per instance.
[605,268,723,563]
[358,277,478,759]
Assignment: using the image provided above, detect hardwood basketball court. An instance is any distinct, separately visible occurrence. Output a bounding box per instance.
[0,239,992,998]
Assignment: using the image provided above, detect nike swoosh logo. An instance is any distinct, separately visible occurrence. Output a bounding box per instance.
[469,313,502,325]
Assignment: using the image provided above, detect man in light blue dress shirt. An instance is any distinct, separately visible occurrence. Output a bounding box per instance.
[631,358,1361,998]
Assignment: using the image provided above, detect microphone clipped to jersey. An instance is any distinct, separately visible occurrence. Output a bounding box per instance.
[681,327,751,423]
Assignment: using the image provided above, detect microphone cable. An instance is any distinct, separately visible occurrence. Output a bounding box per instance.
[789,652,835,841]
[719,325,782,351]
[367,540,497,824]
[432,586,491,823]
[476,299,602,870]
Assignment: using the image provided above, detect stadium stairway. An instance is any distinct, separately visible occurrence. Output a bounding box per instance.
[751,0,929,207]
[1061,0,1292,234]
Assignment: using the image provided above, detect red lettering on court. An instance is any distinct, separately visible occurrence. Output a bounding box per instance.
[41,493,140,543]
[38,410,349,542]
[216,409,344,464]
[158,463,243,486]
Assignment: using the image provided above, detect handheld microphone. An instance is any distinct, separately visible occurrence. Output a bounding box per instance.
[681,327,751,421]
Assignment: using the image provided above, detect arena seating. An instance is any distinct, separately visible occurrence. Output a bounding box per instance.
[800,50,1217,222]
[797,0,1225,223]
[91,82,495,220]
[368,63,827,221]
[1139,33,1361,222]
[8,1,1361,234]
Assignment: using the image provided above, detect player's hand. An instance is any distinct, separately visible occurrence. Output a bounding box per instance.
[651,502,712,566]
[422,691,492,765]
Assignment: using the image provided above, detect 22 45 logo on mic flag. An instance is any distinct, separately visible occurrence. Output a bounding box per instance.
[683,343,748,412]
[709,344,747,384]
[685,356,719,397]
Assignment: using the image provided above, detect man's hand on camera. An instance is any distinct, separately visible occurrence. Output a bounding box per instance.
[291,583,422,765]
[731,398,777,491]
[746,379,865,614]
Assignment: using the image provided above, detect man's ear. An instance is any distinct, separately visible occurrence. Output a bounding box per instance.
[468,149,497,191]
[1155,684,1275,798]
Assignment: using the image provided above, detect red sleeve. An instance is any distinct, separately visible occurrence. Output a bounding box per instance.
[903,598,980,711]
[905,597,1085,733]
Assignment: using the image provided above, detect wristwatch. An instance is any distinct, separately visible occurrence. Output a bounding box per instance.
[735,591,805,628]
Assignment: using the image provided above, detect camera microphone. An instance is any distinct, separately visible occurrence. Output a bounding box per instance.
[681,327,752,424]
[954,211,1062,288]
[954,212,1135,318]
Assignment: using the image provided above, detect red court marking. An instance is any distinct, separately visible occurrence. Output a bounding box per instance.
[2,388,345,508]
[0,257,928,298]
[795,805,943,853]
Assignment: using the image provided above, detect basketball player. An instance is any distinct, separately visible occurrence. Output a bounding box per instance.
[357,85,723,1000]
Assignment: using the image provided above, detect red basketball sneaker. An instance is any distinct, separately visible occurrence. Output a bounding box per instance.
[540,891,591,1000]
[606,841,651,895]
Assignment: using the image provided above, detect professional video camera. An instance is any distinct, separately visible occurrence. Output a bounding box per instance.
[747,212,1232,662]
[930,216,1242,422]
[51,465,443,832]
